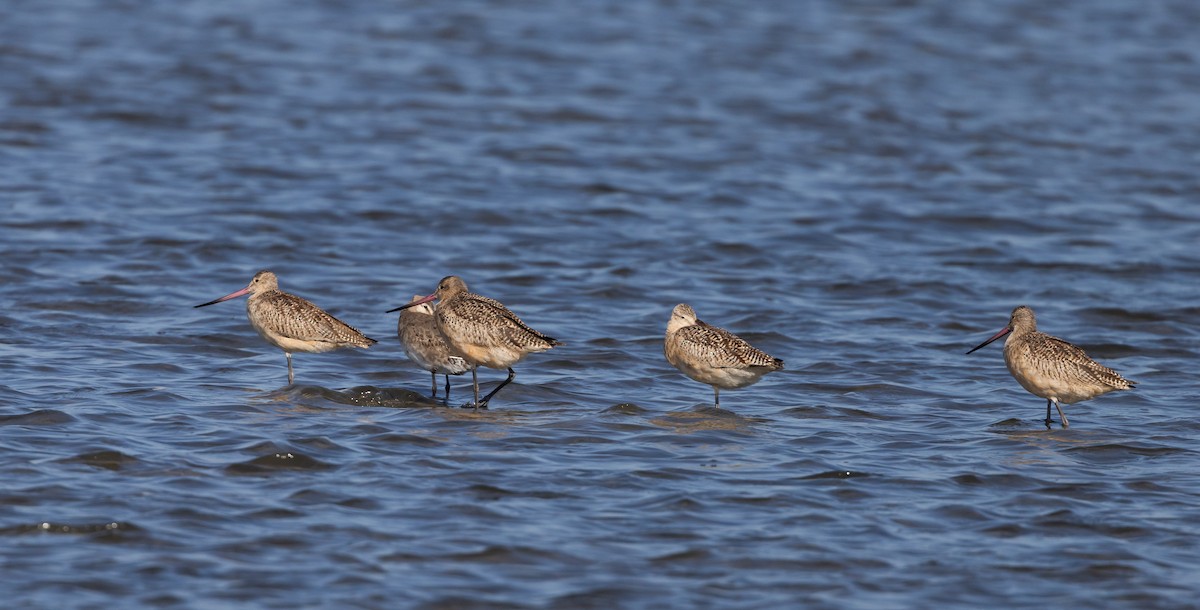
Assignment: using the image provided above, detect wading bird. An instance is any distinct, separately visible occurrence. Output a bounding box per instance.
[195,270,376,384]
[664,303,784,406]
[388,276,560,409]
[396,294,469,399]
[966,305,1135,428]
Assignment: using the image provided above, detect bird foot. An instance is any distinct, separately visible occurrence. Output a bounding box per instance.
[460,401,489,410]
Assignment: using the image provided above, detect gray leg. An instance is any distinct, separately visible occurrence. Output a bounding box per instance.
[713,386,720,406]
[463,367,480,409]
[443,374,451,398]
[286,353,294,385]
[429,371,438,398]
[1053,399,1070,428]
[1045,399,1052,428]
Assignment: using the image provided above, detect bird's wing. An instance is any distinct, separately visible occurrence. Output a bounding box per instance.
[457,294,559,349]
[1035,334,1133,389]
[261,292,375,345]
[675,322,781,370]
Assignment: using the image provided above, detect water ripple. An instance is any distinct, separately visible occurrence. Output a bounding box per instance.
[0,0,1198,608]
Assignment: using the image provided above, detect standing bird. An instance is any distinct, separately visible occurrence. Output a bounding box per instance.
[396,294,470,399]
[387,276,560,409]
[195,270,377,385]
[664,303,784,406]
[966,305,1135,428]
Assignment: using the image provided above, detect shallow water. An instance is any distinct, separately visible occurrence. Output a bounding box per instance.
[2,0,1199,608]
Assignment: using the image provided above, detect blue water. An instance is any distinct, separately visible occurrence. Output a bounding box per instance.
[2,1,1199,608]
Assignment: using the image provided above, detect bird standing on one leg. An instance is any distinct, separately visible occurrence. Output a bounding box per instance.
[664,303,784,406]
[966,305,1135,428]
[195,270,376,384]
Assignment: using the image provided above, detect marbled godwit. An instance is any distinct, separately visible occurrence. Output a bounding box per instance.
[664,303,784,406]
[396,294,469,399]
[195,270,377,384]
[387,276,560,409]
[966,305,1135,428]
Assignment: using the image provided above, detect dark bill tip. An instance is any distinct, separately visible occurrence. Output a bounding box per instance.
[387,292,437,313]
[194,286,251,308]
[966,327,1012,354]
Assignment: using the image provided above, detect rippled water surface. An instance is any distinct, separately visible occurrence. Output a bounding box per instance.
[2,1,1199,608]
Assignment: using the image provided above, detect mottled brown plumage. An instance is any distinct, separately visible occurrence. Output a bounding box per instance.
[664,303,784,406]
[196,270,376,384]
[397,295,469,398]
[388,276,560,408]
[967,305,1135,428]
